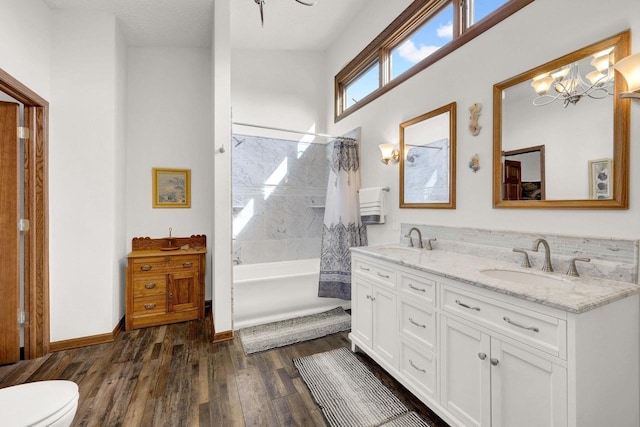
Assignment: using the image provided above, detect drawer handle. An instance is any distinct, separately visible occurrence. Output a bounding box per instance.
[144,303,156,310]
[408,283,426,293]
[409,317,426,328]
[140,265,152,271]
[377,272,390,279]
[360,266,371,271]
[183,262,193,268]
[455,299,480,311]
[503,316,540,332]
[409,359,426,373]
[144,282,156,289]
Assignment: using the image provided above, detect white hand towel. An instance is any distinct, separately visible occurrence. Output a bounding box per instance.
[359,187,386,224]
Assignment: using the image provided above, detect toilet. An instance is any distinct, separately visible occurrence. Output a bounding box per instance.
[0,380,79,427]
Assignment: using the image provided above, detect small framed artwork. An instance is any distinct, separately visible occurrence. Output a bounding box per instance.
[588,158,612,199]
[152,168,191,208]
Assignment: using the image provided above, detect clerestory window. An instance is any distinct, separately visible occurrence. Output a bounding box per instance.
[335,0,533,121]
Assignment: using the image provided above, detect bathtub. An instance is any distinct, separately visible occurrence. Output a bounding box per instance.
[233,258,350,329]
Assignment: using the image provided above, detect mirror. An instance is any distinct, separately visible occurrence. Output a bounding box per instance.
[493,31,630,208]
[400,102,456,208]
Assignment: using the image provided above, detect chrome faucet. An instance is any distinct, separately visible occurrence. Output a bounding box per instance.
[512,248,531,268]
[406,227,423,249]
[531,238,553,272]
[425,238,437,250]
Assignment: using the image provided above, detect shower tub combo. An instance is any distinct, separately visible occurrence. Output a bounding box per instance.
[233,258,350,329]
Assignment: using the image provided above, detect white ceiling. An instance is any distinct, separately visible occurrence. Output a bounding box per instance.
[42,0,368,50]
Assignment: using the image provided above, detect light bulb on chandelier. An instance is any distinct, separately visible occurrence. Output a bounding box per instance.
[530,47,615,107]
[254,0,318,27]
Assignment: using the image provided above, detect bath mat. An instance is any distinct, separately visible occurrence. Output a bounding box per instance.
[238,307,351,355]
[293,347,433,427]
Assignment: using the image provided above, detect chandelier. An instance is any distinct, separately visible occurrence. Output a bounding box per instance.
[530,47,614,107]
[254,0,317,27]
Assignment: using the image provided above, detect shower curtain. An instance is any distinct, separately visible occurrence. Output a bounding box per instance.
[318,129,367,300]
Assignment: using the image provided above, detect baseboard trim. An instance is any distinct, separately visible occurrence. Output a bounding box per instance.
[50,316,125,352]
[213,330,234,343]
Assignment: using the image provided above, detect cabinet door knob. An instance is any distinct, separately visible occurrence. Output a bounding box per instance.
[144,282,156,289]
[366,295,371,300]
[140,265,152,271]
[183,262,193,268]
[144,303,156,310]
[490,358,499,366]
[169,292,173,299]
[478,352,487,360]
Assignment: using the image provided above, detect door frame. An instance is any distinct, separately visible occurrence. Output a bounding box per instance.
[0,68,49,359]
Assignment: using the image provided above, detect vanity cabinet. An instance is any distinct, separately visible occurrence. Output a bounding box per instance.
[352,257,398,368]
[350,250,639,427]
[126,235,206,331]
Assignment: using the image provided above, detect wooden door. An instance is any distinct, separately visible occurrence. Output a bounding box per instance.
[168,271,199,313]
[503,160,522,200]
[0,101,20,365]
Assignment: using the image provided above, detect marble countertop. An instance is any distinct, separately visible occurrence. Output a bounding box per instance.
[351,244,640,314]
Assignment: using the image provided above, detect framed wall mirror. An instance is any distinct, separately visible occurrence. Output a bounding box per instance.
[493,30,629,209]
[400,102,456,209]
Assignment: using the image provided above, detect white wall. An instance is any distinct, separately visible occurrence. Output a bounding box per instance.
[126,47,213,298]
[231,49,327,138]
[326,0,640,244]
[0,0,51,99]
[49,10,126,341]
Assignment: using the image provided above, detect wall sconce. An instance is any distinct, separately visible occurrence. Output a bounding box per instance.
[378,144,399,165]
[614,52,640,99]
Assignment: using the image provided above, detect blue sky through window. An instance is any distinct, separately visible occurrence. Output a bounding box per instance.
[472,0,509,25]
[345,63,379,108]
[391,4,454,80]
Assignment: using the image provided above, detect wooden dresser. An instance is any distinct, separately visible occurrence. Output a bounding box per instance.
[125,235,206,331]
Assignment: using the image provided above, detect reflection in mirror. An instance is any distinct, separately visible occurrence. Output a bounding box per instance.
[400,102,456,208]
[493,30,629,209]
[502,145,545,200]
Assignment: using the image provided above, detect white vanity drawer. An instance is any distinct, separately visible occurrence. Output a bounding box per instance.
[399,270,435,306]
[353,257,396,289]
[399,339,436,401]
[400,299,435,352]
[441,284,567,359]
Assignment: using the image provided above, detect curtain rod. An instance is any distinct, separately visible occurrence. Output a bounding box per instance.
[232,121,356,141]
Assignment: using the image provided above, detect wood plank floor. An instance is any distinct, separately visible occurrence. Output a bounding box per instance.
[0,314,450,427]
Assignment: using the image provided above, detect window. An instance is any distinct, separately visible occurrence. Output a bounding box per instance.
[335,0,534,121]
[345,62,380,109]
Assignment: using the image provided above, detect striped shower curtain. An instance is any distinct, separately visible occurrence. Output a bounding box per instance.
[318,129,367,300]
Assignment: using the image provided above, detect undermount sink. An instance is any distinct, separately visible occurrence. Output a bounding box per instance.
[375,246,422,258]
[480,269,572,288]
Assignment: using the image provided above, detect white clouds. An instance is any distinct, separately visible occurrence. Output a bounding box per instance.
[397,40,439,64]
[437,21,453,38]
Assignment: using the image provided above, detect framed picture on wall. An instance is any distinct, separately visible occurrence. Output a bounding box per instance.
[588,158,612,200]
[152,168,191,208]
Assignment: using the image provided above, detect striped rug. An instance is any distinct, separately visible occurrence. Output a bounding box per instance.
[294,347,432,427]
[238,307,351,355]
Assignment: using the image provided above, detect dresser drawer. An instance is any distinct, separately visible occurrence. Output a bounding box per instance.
[353,257,396,289]
[399,339,436,400]
[399,270,435,306]
[132,255,199,274]
[133,295,167,316]
[400,299,435,352]
[133,275,167,298]
[442,284,566,358]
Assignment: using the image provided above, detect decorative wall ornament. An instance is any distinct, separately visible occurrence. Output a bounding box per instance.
[468,103,482,136]
[152,168,191,208]
[468,154,480,173]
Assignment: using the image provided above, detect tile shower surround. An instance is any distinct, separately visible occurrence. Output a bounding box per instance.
[401,224,639,284]
[232,134,331,265]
